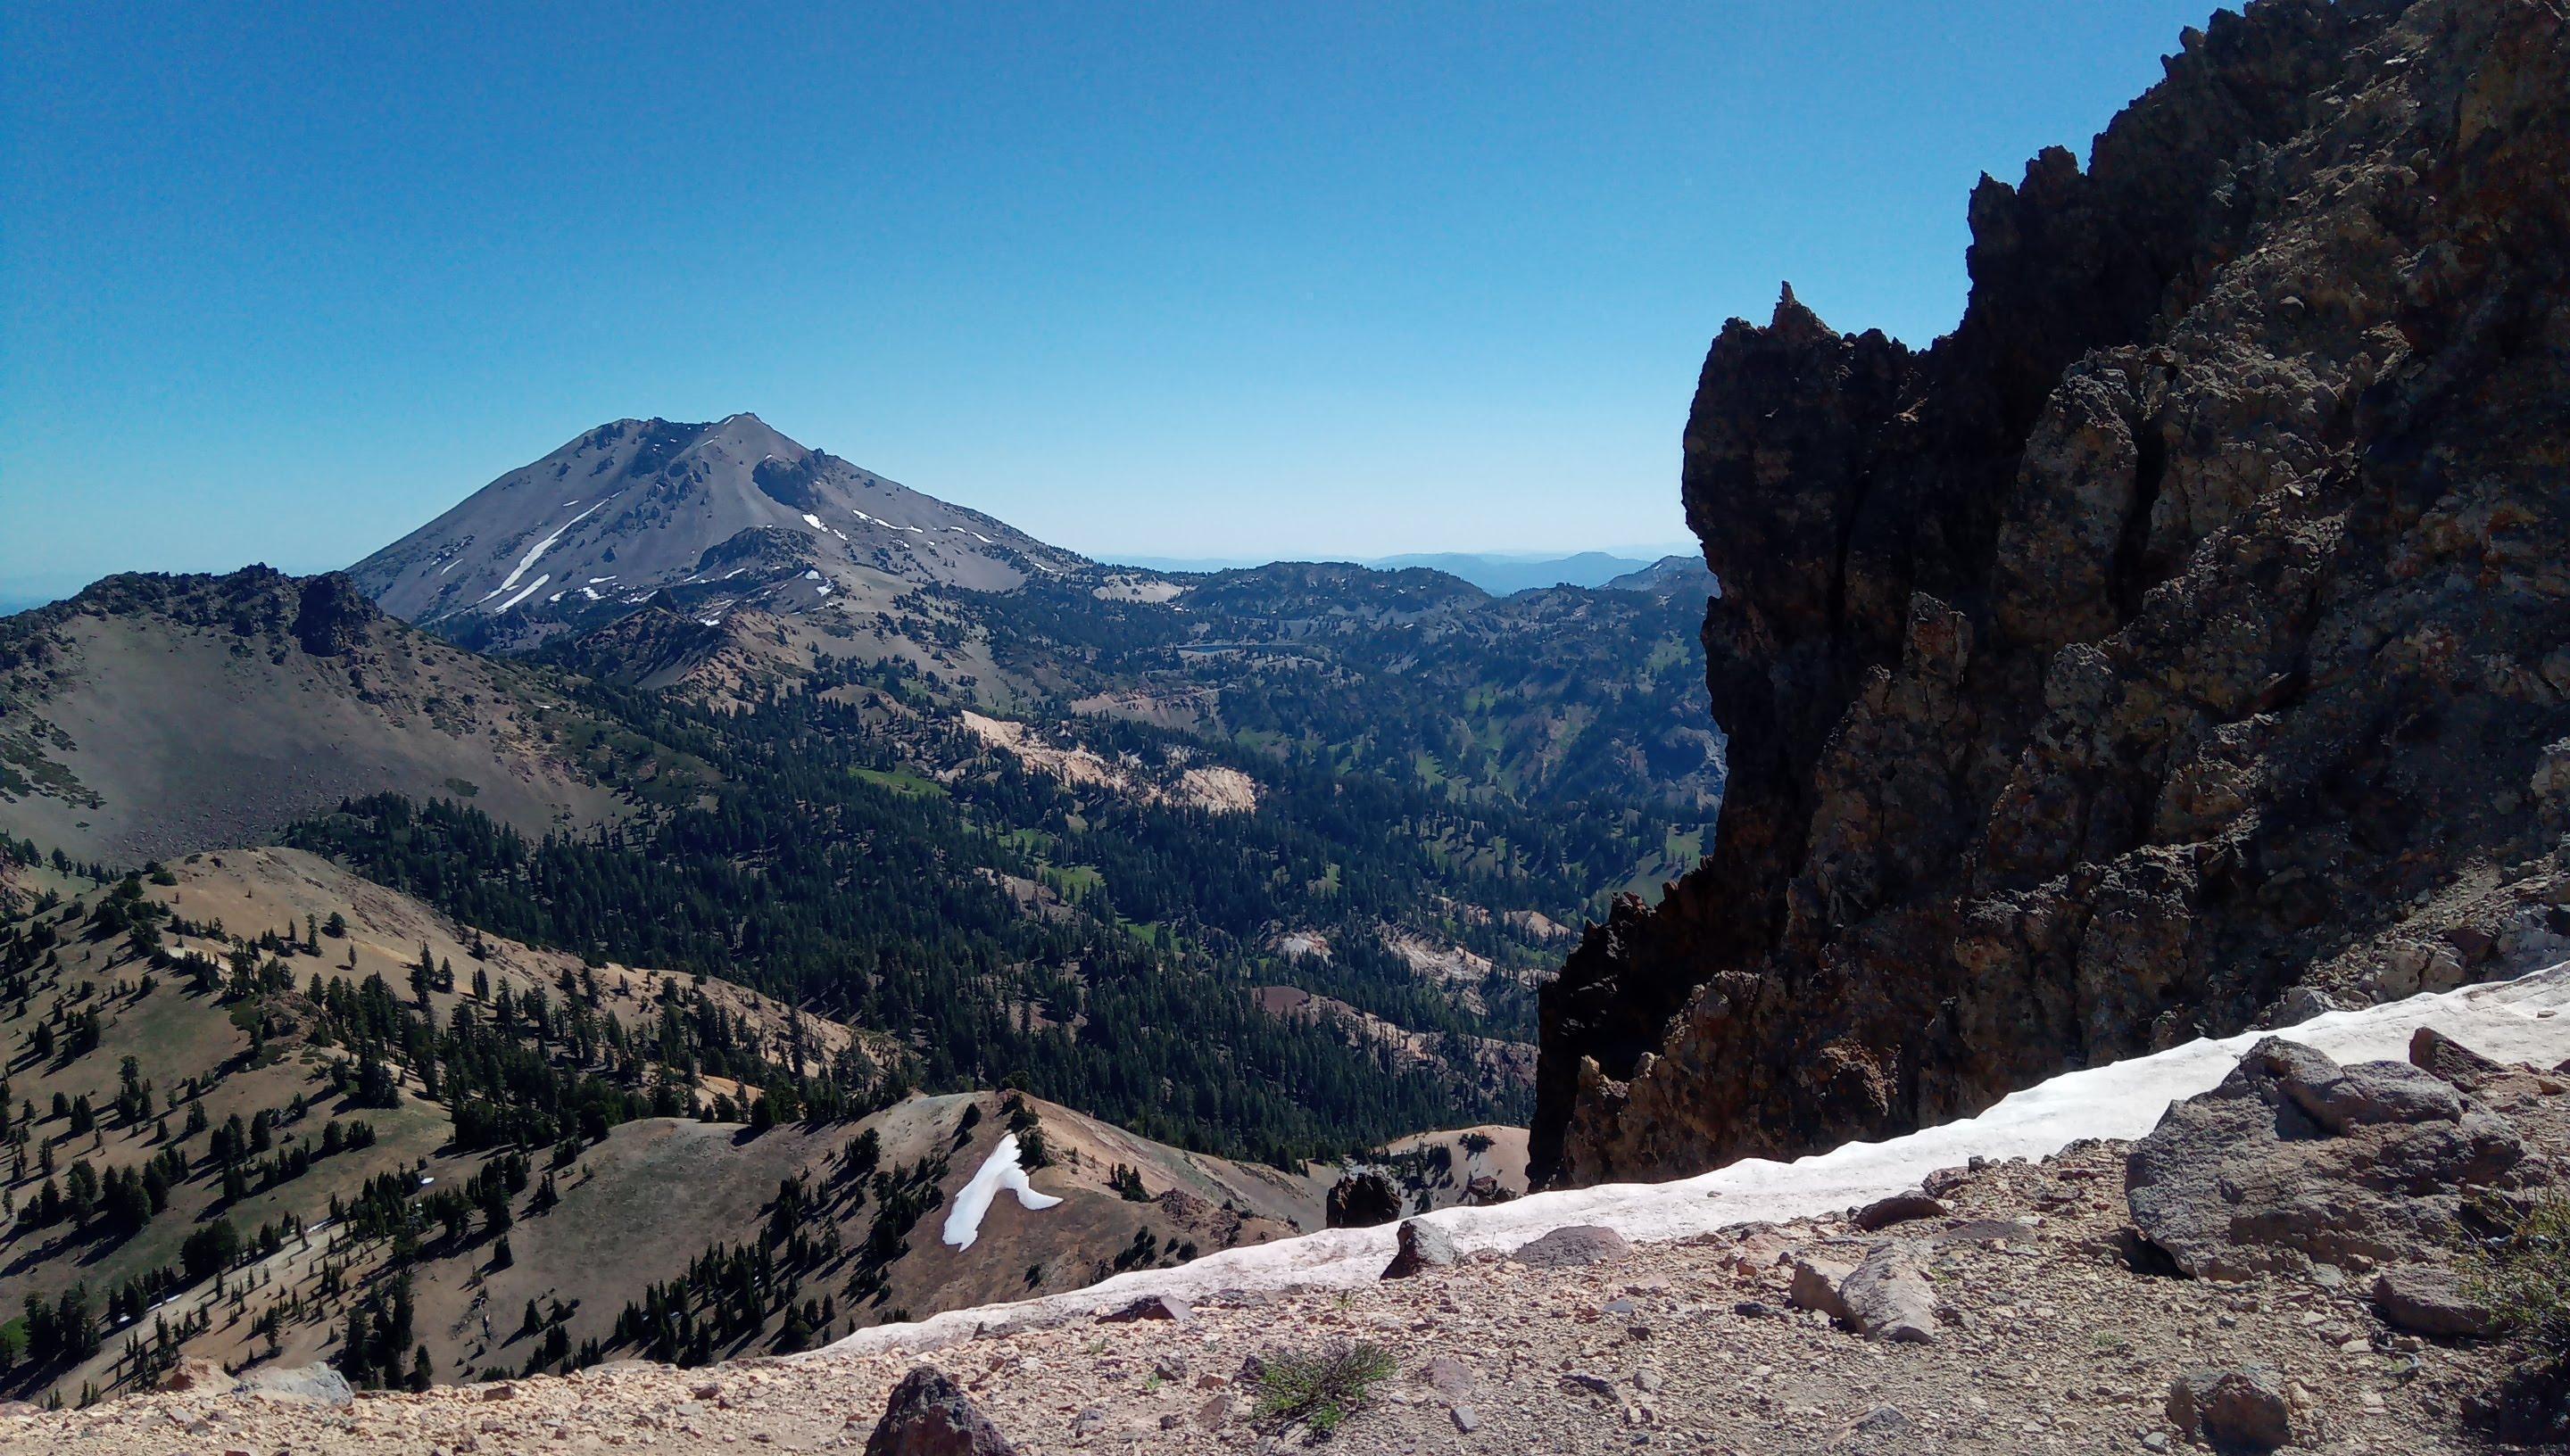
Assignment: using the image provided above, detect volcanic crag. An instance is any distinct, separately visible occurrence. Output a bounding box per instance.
[1536,0,2570,1187]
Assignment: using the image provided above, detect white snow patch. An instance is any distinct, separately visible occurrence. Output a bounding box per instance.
[803,569,824,580]
[493,574,551,614]
[547,591,565,604]
[588,575,617,584]
[828,961,2570,1356]
[479,499,607,603]
[816,583,833,596]
[802,513,825,531]
[941,1134,1062,1252]
[438,557,461,575]
[948,525,995,544]
[579,587,601,602]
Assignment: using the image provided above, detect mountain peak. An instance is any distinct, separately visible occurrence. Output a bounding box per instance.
[348,416,1082,651]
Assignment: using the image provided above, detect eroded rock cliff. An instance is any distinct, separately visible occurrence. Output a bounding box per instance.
[1535,0,2570,1187]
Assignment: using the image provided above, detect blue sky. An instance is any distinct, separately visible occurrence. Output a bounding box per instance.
[2,2,2217,600]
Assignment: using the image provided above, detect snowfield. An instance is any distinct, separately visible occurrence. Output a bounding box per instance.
[478,498,608,605]
[830,960,2570,1354]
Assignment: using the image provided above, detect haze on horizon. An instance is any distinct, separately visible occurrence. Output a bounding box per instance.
[2,1,2219,601]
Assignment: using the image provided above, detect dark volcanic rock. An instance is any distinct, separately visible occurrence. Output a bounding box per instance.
[865,1366,1019,1455]
[1853,1190,1952,1232]
[1097,1295,1194,1325]
[2125,1037,2539,1279]
[2167,1365,2292,1452]
[1326,1170,1404,1228]
[1534,0,2570,1187]
[291,574,375,657]
[2411,1025,2512,1092]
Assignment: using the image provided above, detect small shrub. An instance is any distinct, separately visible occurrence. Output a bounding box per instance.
[1254,1340,1397,1435]
[2467,1190,2570,1368]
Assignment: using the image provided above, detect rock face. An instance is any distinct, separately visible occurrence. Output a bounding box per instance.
[2126,1035,2544,1278]
[1326,1171,1405,1228]
[1535,0,2570,1187]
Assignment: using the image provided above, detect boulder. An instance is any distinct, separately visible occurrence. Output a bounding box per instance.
[1837,1244,1938,1343]
[1853,1191,1950,1232]
[232,1365,354,1407]
[2166,1366,2291,1452]
[1380,1218,1459,1278]
[2411,1027,2510,1093]
[2372,1263,2494,1338]
[1507,1224,1631,1269]
[865,1367,1019,1456]
[1786,1255,1853,1320]
[2126,1038,2533,1279]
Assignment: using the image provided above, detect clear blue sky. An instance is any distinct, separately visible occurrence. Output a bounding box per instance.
[2,1,2218,600]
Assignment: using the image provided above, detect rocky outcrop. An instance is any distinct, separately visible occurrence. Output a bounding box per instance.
[291,574,376,657]
[1326,1171,1404,1228]
[2125,1035,2544,1278]
[1536,0,2570,1187]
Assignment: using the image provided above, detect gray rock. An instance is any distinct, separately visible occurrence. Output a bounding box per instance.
[1070,1405,1110,1437]
[1381,1218,1459,1278]
[1929,1218,2039,1247]
[232,1365,353,1407]
[1561,1371,1618,1400]
[2126,1038,2529,1279]
[2166,1365,2291,1452]
[1853,1190,1951,1232]
[863,1367,1020,1456]
[1838,1244,1938,1343]
[2373,1263,2495,1338]
[1417,1356,1474,1401]
[1787,1256,1854,1320]
[1508,1224,1632,1268]
[2274,985,2345,1025]
[1450,1403,1482,1433]
[2281,1057,2465,1133]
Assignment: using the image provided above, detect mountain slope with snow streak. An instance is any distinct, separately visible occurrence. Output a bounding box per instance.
[350,414,1081,652]
[831,960,2570,1353]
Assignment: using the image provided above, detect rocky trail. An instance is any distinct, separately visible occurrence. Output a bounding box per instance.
[20,965,2570,1454]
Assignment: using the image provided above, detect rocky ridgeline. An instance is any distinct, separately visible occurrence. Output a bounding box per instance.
[14,1026,2566,1453]
[1533,0,2570,1188]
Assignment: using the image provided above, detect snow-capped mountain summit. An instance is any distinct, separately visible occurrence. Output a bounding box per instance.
[350,414,1082,649]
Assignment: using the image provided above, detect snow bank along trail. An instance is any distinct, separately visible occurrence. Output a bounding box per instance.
[824,961,2570,1357]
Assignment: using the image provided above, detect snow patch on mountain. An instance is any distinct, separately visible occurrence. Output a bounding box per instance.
[941,1134,1064,1252]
